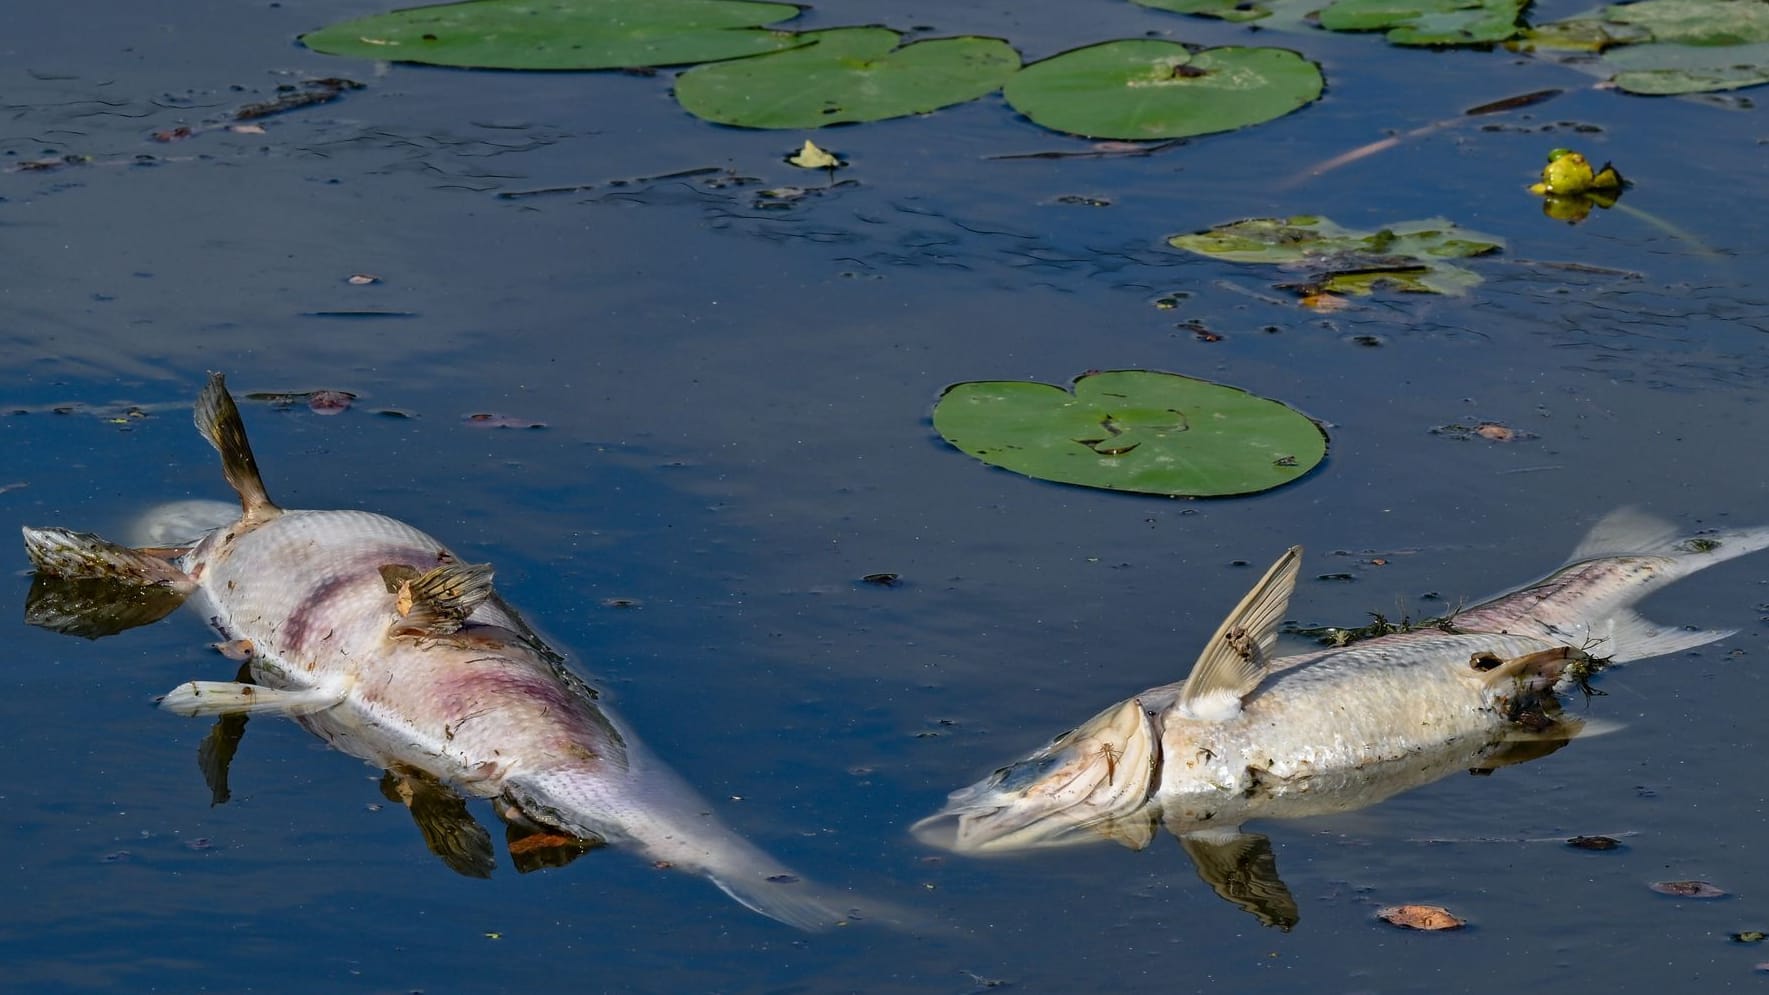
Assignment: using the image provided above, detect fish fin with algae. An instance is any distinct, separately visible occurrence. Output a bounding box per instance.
[21,526,195,589]
[382,561,496,638]
[1178,546,1302,722]
[159,680,347,717]
[381,765,497,879]
[193,372,282,527]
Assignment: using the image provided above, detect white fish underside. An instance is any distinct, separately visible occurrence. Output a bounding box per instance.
[917,509,1769,856]
[22,374,853,931]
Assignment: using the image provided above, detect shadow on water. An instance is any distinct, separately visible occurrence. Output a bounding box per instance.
[4,0,1769,990]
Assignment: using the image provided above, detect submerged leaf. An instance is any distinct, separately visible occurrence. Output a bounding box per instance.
[300,0,806,70]
[1651,879,1727,898]
[1002,40,1322,140]
[674,28,1020,129]
[1169,216,1504,297]
[1517,0,1769,93]
[932,370,1327,498]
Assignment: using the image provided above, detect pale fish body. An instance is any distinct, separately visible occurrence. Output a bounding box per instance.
[23,374,854,931]
[915,511,1769,925]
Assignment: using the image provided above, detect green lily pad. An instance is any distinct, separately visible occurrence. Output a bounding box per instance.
[1001,40,1322,140]
[933,370,1327,498]
[673,28,1020,129]
[1135,0,1526,45]
[300,0,805,70]
[1168,216,1504,297]
[1517,0,1769,93]
[1318,0,1525,44]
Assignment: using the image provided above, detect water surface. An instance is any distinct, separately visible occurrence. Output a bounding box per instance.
[5,0,1769,991]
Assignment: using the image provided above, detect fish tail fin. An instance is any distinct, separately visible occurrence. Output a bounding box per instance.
[21,526,194,588]
[193,372,281,525]
[1459,508,1769,662]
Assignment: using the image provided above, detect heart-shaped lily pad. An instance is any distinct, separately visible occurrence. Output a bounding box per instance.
[673,28,1021,128]
[1002,40,1322,140]
[1168,216,1504,296]
[300,0,806,70]
[933,370,1327,497]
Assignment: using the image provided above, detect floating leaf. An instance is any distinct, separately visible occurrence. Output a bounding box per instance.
[674,28,1019,129]
[1516,0,1769,93]
[1136,0,1526,44]
[1168,216,1504,297]
[300,0,806,70]
[787,139,841,168]
[1318,0,1525,45]
[1002,40,1321,140]
[1377,905,1466,930]
[932,370,1326,498]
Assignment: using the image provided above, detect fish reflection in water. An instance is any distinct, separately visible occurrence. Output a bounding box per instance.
[915,512,1769,929]
[22,373,874,930]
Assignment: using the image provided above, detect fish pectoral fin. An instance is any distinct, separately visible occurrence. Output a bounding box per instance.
[21,527,196,589]
[158,680,347,717]
[380,767,497,879]
[193,373,282,526]
[1178,829,1299,931]
[386,561,496,639]
[195,661,254,806]
[1178,546,1302,721]
[1477,645,1581,690]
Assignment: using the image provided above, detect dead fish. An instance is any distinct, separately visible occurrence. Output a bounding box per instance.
[913,511,1769,928]
[22,373,856,931]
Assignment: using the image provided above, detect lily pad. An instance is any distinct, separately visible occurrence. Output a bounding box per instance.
[1168,216,1505,297]
[1516,0,1769,93]
[673,28,1020,129]
[1135,0,1527,45]
[300,0,806,70]
[932,370,1327,498]
[1002,40,1322,140]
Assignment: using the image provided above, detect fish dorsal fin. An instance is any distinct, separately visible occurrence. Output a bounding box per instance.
[1178,546,1302,722]
[1567,507,1681,562]
[384,561,496,638]
[193,372,281,527]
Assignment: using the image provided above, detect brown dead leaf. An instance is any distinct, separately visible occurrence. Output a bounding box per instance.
[1377,904,1466,930]
[307,389,354,415]
[1474,422,1516,442]
[1301,291,1351,312]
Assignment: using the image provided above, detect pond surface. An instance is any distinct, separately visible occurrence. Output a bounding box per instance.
[5,0,1769,991]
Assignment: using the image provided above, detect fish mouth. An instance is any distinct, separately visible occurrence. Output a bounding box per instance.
[912,696,1164,853]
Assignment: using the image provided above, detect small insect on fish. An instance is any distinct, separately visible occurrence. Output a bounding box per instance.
[21,373,863,931]
[913,512,1769,929]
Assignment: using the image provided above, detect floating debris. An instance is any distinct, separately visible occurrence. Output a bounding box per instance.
[1377,904,1466,930]
[463,412,547,429]
[1567,835,1621,851]
[1650,880,1727,898]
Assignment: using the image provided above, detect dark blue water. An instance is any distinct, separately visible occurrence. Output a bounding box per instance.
[6,0,1769,991]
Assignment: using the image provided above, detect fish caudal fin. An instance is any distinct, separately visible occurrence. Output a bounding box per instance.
[1458,508,1769,663]
[21,526,195,589]
[1178,546,1302,721]
[194,372,281,526]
